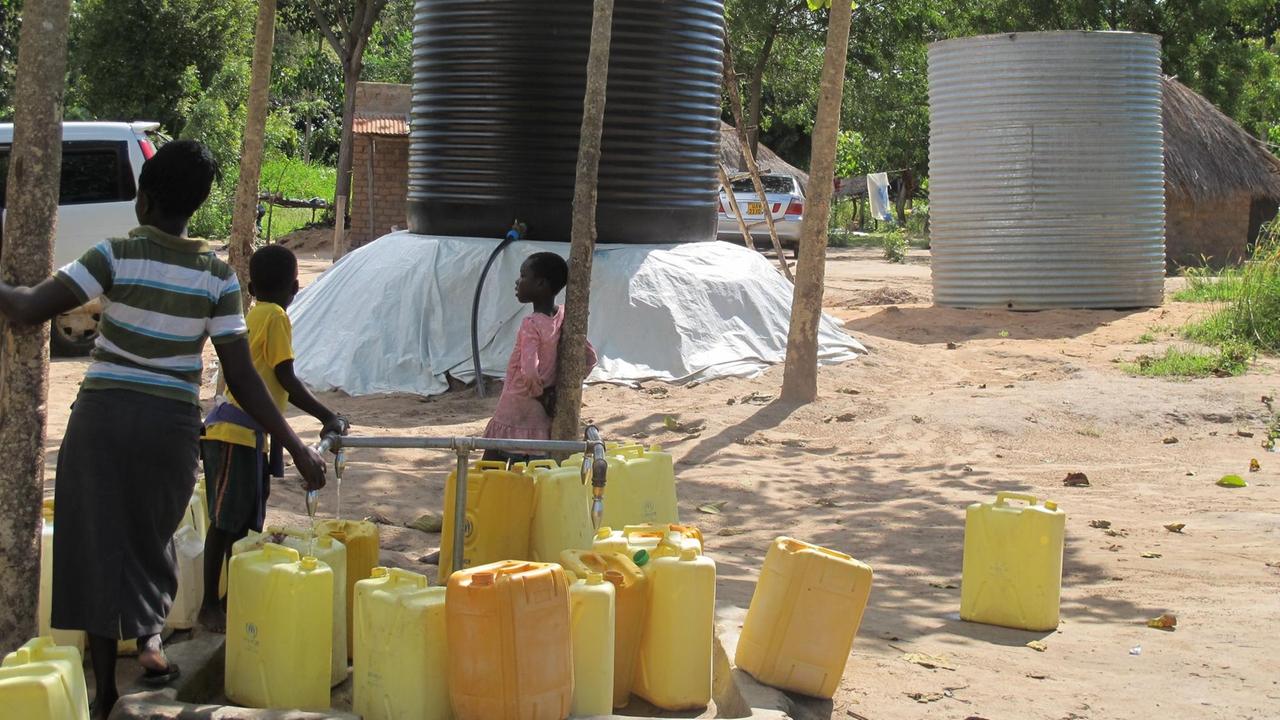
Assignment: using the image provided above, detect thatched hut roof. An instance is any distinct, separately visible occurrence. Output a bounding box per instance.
[1163,76,1280,202]
[719,121,810,189]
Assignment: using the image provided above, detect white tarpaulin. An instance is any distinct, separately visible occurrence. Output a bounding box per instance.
[289,232,865,397]
[867,171,894,222]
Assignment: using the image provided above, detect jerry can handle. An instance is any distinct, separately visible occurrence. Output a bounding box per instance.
[994,491,1039,507]
[387,567,428,588]
[614,444,646,459]
[523,459,559,472]
[471,461,509,471]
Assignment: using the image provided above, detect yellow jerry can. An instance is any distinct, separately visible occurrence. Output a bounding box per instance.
[0,637,89,720]
[633,547,716,711]
[961,492,1066,632]
[316,518,380,660]
[559,549,649,707]
[37,500,86,654]
[568,573,615,717]
[439,462,535,579]
[526,462,594,563]
[182,478,210,539]
[165,524,205,631]
[225,544,334,711]
[447,561,573,720]
[735,538,873,699]
[354,567,451,720]
[569,444,678,528]
[233,527,349,686]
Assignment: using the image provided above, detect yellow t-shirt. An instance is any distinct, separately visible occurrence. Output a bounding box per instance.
[204,301,294,449]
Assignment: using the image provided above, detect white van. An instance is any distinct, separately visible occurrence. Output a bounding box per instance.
[0,121,159,354]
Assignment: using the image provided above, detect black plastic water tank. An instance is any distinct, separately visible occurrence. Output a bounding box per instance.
[407,0,725,243]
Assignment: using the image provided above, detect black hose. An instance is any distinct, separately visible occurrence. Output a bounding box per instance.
[470,224,524,397]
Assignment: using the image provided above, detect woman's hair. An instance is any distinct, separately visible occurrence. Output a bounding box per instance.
[525,252,569,295]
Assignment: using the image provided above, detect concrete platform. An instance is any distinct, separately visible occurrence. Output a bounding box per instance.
[107,610,816,719]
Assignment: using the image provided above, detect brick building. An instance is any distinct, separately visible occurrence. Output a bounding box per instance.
[349,82,411,249]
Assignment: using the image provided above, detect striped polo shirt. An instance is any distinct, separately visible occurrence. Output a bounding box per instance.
[54,225,248,405]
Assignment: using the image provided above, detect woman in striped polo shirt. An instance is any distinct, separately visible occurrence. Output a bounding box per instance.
[0,140,327,718]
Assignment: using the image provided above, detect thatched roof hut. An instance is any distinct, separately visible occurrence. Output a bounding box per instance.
[719,121,809,189]
[1162,76,1280,269]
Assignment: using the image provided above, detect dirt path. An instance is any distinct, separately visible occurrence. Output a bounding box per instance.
[43,247,1280,719]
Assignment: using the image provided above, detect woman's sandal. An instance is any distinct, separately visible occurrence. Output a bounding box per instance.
[140,661,181,686]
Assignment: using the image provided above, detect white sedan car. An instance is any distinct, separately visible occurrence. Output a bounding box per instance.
[717,173,805,249]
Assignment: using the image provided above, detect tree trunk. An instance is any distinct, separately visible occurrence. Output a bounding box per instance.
[746,29,776,157]
[229,0,277,296]
[331,57,360,261]
[551,0,614,442]
[894,169,913,225]
[780,0,852,404]
[0,0,72,653]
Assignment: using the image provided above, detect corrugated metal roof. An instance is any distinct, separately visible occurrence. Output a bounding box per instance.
[353,113,408,136]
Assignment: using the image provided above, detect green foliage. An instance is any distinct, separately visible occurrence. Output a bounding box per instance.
[1174,265,1246,303]
[1182,221,1280,353]
[1124,342,1253,378]
[882,229,908,263]
[178,60,250,174]
[70,0,254,132]
[834,130,870,177]
[1136,332,1156,344]
[188,164,237,240]
[0,0,19,119]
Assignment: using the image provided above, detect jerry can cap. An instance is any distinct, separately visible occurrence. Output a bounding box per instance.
[679,547,698,561]
[300,556,318,570]
[604,570,625,586]
[371,566,389,578]
[471,571,495,586]
[632,549,650,566]
[586,572,604,584]
[595,527,614,539]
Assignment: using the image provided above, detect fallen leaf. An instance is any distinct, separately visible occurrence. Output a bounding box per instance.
[1089,519,1112,529]
[1106,544,1123,552]
[1063,472,1091,487]
[1217,474,1248,488]
[716,526,745,536]
[912,415,925,424]
[962,465,974,473]
[1266,561,1280,568]
[929,582,959,590]
[1105,528,1127,537]
[1238,429,1256,438]
[814,497,839,507]
[978,383,987,389]
[1162,436,1179,444]
[663,415,680,431]
[1250,458,1261,472]
[1026,672,1049,680]
[837,387,861,395]
[1146,613,1178,630]
[697,501,727,515]
[835,412,857,422]
[905,691,945,704]
[1163,523,1185,533]
[902,652,956,671]
[1141,552,1162,559]
[406,513,443,533]
[642,386,669,398]
[781,438,807,448]
[1026,640,1048,652]
[741,392,773,405]
[946,342,958,350]
[365,512,394,525]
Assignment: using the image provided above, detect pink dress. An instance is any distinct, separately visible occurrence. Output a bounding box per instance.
[484,306,598,440]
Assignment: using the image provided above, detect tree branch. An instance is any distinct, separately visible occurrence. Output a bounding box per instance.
[308,0,348,59]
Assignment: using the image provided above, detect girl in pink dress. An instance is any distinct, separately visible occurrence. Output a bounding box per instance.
[483,252,597,458]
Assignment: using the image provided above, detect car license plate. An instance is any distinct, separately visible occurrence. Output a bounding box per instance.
[747,202,764,215]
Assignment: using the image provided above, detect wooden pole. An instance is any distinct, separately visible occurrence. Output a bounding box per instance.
[722,39,792,280]
[717,163,756,250]
[229,0,278,296]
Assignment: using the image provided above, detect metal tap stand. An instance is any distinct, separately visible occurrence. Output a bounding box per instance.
[312,426,609,578]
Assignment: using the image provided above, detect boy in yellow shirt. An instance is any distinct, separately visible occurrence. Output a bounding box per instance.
[199,245,347,631]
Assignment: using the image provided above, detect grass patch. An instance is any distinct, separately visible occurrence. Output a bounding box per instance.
[1178,221,1280,352]
[259,157,336,239]
[1136,332,1155,344]
[1125,342,1253,378]
[1173,265,1245,303]
[1075,426,1103,438]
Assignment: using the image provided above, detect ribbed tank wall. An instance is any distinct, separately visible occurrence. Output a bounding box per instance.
[927,32,1166,309]
[408,0,725,243]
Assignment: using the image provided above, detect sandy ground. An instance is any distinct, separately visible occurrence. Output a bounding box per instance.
[42,244,1280,719]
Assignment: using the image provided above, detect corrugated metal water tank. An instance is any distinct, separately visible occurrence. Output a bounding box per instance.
[408,0,725,243]
[927,32,1166,308]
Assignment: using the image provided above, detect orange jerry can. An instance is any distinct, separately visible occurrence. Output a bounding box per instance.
[735,537,873,699]
[446,561,573,720]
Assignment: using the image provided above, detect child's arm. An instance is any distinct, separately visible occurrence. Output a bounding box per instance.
[584,338,598,374]
[216,338,327,489]
[275,359,346,435]
[0,276,87,325]
[517,321,545,397]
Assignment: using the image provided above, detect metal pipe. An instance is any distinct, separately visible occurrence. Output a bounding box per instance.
[332,435,604,454]
[451,445,471,579]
